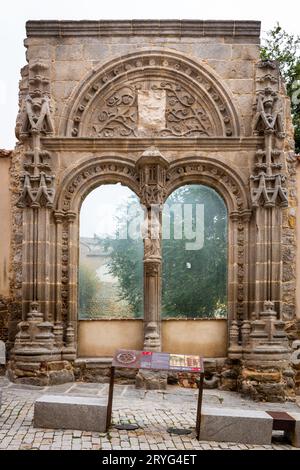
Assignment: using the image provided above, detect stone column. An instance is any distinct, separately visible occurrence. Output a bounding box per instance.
[135,148,169,389]
[143,206,162,351]
[53,211,64,348]
[62,211,77,360]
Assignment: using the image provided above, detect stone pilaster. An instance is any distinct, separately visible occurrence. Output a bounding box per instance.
[240,60,292,401]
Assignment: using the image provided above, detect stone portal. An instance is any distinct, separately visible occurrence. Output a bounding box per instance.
[0,20,298,400]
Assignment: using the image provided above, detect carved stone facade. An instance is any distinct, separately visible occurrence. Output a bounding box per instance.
[0,20,298,399]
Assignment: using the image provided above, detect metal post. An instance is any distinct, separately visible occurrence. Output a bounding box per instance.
[196,373,204,440]
[106,366,115,432]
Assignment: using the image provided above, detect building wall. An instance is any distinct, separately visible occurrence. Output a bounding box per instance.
[78,319,227,357]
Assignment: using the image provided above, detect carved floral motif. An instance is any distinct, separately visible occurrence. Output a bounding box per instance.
[90,80,214,138]
[68,53,236,137]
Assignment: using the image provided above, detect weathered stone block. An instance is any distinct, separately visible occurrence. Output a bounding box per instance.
[26,45,52,61]
[34,395,107,432]
[83,44,110,61]
[231,44,259,60]
[135,370,167,390]
[56,45,83,61]
[286,412,300,448]
[0,340,5,365]
[227,79,254,94]
[242,368,281,383]
[208,60,254,79]
[191,44,232,60]
[55,62,86,81]
[199,406,273,444]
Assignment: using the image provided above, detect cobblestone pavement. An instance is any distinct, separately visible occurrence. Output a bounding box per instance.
[0,377,299,450]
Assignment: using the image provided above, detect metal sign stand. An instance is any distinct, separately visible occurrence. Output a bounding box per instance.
[106,353,205,439]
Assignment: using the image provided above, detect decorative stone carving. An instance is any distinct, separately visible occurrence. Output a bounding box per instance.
[244,301,290,360]
[13,302,60,364]
[251,62,288,209]
[60,160,139,211]
[65,52,239,138]
[253,87,284,138]
[20,61,53,139]
[17,59,55,208]
[251,171,288,208]
[167,160,247,212]
[89,80,214,138]
[136,148,169,207]
[144,322,161,351]
[17,172,55,208]
[22,94,54,136]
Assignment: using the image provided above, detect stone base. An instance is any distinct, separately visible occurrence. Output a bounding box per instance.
[239,360,295,402]
[199,406,273,445]
[73,358,137,384]
[135,369,167,390]
[34,395,107,432]
[7,360,74,386]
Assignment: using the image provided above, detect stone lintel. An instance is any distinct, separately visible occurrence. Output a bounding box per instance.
[41,137,263,152]
[26,20,261,39]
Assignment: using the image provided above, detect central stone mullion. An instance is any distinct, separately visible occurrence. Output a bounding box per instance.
[143,205,162,351]
[135,148,169,390]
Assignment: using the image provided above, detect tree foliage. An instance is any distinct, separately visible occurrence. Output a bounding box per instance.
[161,185,227,318]
[103,198,144,317]
[78,263,102,319]
[260,23,300,152]
[104,186,227,319]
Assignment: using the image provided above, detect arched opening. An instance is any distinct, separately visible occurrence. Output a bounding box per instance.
[161,184,228,356]
[78,183,144,356]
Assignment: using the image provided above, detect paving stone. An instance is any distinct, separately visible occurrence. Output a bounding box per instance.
[0,379,298,450]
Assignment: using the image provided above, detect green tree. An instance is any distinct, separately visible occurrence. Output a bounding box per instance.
[260,23,300,152]
[162,185,227,318]
[103,196,144,318]
[105,186,227,319]
[78,263,101,319]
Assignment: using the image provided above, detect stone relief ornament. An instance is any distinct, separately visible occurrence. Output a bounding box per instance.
[17,60,55,208]
[22,94,54,136]
[253,87,285,138]
[68,52,237,137]
[250,62,288,209]
[90,80,214,138]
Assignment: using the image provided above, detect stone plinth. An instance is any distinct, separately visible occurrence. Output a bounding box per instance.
[34,395,107,432]
[199,406,273,445]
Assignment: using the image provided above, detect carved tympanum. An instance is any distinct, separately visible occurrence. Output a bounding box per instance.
[89,80,214,138]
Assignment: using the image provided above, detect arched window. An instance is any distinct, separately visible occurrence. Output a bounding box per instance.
[79,183,143,319]
[162,184,227,319]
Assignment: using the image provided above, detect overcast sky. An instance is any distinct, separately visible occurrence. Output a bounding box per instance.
[0,0,299,150]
